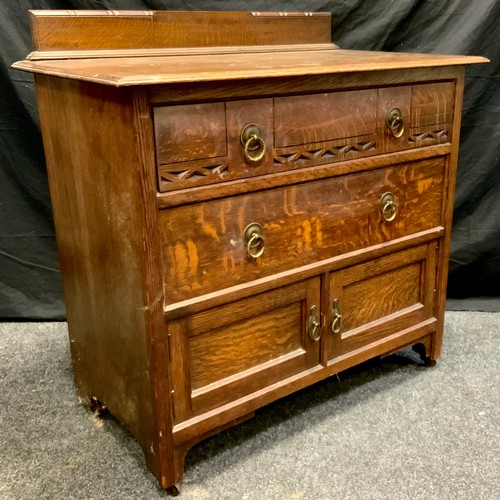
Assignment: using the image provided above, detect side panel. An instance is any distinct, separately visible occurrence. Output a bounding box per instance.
[34,76,163,477]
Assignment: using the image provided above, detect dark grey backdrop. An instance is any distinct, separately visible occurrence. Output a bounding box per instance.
[1,1,498,319]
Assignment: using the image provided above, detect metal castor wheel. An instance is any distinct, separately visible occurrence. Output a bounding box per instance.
[166,485,180,496]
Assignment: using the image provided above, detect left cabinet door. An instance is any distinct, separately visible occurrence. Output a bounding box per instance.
[168,277,322,424]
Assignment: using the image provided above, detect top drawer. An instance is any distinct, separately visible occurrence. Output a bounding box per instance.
[153,82,455,192]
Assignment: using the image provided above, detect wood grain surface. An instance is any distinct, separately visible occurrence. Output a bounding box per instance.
[13,49,488,86]
[168,277,321,421]
[28,10,331,52]
[330,241,437,355]
[154,102,227,164]
[274,89,377,147]
[160,158,445,303]
[154,82,454,193]
[411,81,455,127]
[34,76,164,479]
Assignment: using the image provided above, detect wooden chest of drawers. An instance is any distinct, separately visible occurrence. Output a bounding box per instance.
[14,10,487,493]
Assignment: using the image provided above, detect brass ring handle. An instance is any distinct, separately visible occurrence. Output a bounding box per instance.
[244,134,266,163]
[243,223,265,259]
[380,192,398,222]
[332,316,342,334]
[331,299,342,334]
[246,232,265,259]
[309,305,321,342]
[240,123,266,163]
[386,107,405,138]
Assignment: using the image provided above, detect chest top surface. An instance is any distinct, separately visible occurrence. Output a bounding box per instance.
[13,9,487,86]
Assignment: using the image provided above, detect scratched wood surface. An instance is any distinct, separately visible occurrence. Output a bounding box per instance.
[34,76,165,480]
[411,81,455,127]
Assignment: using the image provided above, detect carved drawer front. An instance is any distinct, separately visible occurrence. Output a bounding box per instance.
[378,82,455,153]
[273,89,378,169]
[154,83,454,192]
[154,99,274,192]
[326,242,438,359]
[160,157,444,303]
[167,277,321,423]
[409,82,455,146]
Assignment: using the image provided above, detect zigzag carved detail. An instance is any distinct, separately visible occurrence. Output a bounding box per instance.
[160,163,228,184]
[274,139,376,167]
[408,128,449,144]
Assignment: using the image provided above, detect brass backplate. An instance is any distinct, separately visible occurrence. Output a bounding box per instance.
[243,222,264,246]
[240,123,263,151]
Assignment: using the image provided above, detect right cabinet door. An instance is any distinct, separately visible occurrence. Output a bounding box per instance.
[327,241,438,360]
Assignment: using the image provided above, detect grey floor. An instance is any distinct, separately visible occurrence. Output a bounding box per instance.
[1,312,499,500]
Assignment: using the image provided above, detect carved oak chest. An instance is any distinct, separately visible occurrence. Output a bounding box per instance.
[13,10,487,493]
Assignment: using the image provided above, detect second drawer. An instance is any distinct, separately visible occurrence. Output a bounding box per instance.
[160,157,445,303]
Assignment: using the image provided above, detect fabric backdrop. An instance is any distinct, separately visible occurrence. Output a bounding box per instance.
[1,0,498,319]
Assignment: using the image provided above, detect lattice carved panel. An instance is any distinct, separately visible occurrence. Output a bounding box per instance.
[158,159,229,191]
[274,135,377,169]
[408,126,449,146]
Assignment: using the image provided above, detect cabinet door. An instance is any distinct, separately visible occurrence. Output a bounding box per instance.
[326,242,437,360]
[168,277,322,423]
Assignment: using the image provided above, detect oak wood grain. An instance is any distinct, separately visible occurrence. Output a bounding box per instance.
[432,69,466,361]
[169,278,321,420]
[274,89,377,147]
[29,10,153,51]
[377,85,412,153]
[157,145,451,209]
[172,320,437,445]
[28,10,331,52]
[148,67,469,104]
[13,49,488,87]
[154,102,227,164]
[27,43,337,61]
[34,76,163,478]
[155,82,453,193]
[155,98,275,191]
[411,81,455,128]
[327,243,436,356]
[163,227,444,321]
[160,158,445,303]
[131,88,179,487]
[152,11,332,48]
